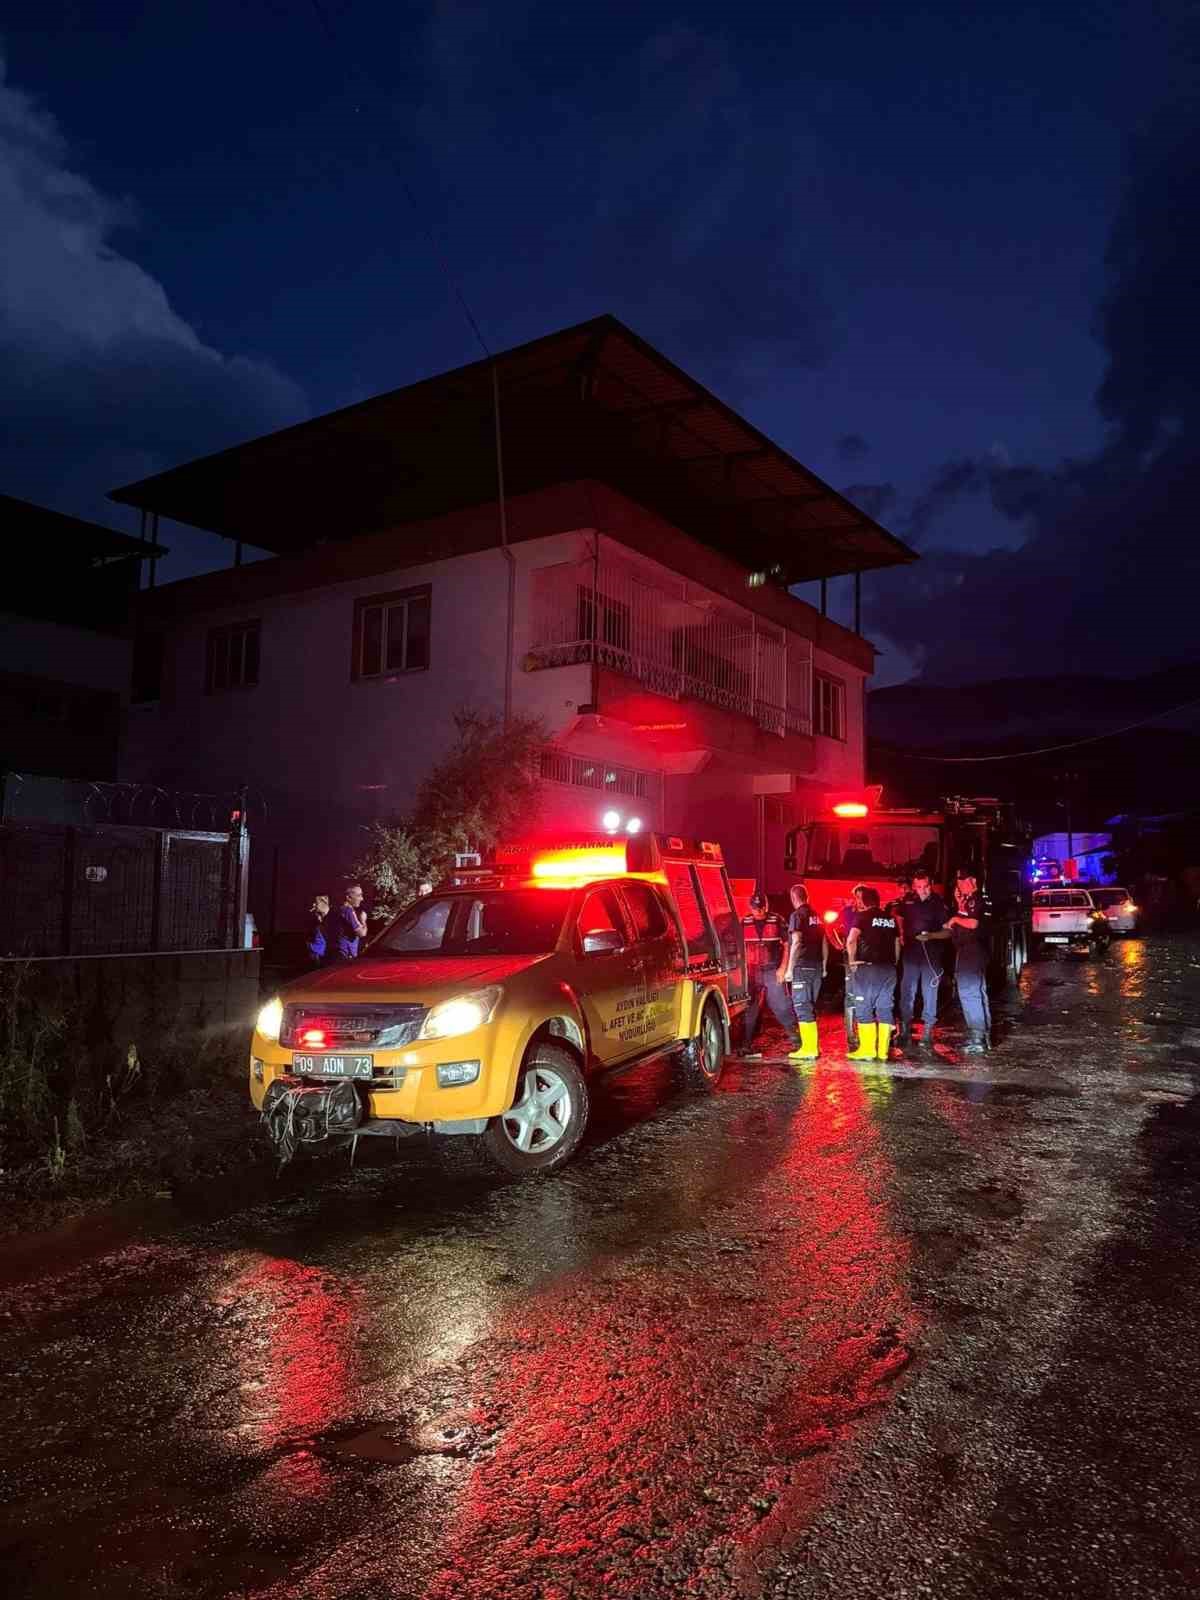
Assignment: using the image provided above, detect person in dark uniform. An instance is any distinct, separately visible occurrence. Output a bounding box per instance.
[780,883,826,1061]
[738,891,799,1058]
[897,869,949,1052]
[885,877,914,920]
[825,885,867,1050]
[945,869,991,1053]
[845,887,900,1061]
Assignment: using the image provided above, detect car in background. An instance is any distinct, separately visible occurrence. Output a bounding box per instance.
[1031,887,1111,957]
[1088,886,1139,934]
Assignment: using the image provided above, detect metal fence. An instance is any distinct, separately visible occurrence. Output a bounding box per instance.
[0,821,249,957]
[528,553,813,737]
[0,775,253,956]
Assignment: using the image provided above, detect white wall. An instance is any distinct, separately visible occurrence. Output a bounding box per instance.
[124,518,874,928]
[0,612,131,693]
[123,532,591,923]
[809,647,867,790]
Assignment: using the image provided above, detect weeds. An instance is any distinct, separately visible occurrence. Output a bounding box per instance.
[0,959,244,1186]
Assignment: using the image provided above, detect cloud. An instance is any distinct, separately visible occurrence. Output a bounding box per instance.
[867,90,1200,683]
[0,51,306,531]
[842,481,896,519]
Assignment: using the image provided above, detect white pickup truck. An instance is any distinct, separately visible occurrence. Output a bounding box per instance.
[1031,888,1111,956]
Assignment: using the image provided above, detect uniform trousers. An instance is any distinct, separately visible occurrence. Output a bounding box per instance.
[848,962,896,1027]
[789,964,823,1023]
[954,949,991,1037]
[899,947,944,1025]
[745,966,799,1044]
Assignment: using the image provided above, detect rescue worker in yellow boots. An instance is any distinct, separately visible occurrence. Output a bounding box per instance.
[826,884,867,1051]
[780,883,826,1062]
[844,886,900,1061]
[738,891,800,1059]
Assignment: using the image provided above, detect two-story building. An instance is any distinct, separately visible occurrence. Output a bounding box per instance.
[1,493,163,786]
[111,317,915,928]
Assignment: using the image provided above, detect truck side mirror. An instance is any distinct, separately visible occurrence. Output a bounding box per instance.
[582,928,623,957]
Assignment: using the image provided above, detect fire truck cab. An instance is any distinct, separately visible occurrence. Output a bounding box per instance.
[783,791,1032,982]
[250,833,747,1178]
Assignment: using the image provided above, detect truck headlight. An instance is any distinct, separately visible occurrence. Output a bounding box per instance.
[256,997,283,1042]
[418,987,502,1041]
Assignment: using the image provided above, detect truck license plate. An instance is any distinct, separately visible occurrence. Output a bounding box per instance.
[292,1054,374,1078]
[1043,936,1068,944]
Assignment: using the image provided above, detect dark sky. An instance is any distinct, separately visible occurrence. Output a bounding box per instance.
[1,1,1195,685]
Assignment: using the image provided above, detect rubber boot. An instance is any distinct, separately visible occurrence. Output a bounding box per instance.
[788,1021,819,1062]
[895,1021,911,1052]
[847,1023,878,1060]
[876,1023,894,1060]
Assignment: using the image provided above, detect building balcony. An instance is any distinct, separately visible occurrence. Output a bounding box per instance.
[525,552,814,739]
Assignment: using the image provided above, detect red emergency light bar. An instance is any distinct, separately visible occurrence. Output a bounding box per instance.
[832,802,869,819]
[531,846,629,880]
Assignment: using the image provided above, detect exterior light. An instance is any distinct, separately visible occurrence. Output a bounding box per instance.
[832,802,869,819]
[418,987,503,1041]
[602,809,621,832]
[532,848,627,880]
[626,817,643,834]
[823,909,839,925]
[256,997,283,1041]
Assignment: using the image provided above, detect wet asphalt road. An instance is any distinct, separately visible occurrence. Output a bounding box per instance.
[3,938,1200,1600]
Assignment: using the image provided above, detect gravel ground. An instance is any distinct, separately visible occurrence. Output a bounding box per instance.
[1,935,1198,1599]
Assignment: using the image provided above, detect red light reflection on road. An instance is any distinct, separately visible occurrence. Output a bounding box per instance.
[223,1256,357,1493]
[426,1057,918,1598]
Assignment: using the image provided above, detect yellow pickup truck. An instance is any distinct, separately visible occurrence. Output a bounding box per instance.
[250,835,748,1176]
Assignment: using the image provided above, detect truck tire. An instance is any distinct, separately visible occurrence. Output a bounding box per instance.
[677,998,726,1091]
[480,1044,589,1178]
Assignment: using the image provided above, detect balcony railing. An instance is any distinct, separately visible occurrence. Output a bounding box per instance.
[529,556,813,738]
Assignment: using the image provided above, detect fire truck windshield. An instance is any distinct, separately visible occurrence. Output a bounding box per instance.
[802,822,941,879]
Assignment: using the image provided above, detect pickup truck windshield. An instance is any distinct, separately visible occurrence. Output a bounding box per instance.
[802,823,941,878]
[371,891,568,957]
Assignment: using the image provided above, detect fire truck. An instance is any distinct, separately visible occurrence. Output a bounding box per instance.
[783,789,1033,983]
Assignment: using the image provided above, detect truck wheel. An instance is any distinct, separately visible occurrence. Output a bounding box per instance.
[677,999,725,1091]
[480,1044,589,1178]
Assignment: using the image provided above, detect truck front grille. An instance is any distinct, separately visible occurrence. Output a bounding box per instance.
[280,1003,426,1050]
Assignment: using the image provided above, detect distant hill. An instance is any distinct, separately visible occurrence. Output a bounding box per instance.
[869,663,1200,750]
[867,667,1200,831]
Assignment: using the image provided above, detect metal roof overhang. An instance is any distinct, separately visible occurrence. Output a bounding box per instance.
[1,493,167,561]
[109,316,915,585]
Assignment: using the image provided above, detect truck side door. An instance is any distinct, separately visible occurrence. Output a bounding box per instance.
[573,885,642,1067]
[618,880,685,1049]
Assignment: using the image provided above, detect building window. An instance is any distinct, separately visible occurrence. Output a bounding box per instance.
[539,749,652,799]
[353,586,431,679]
[813,672,846,740]
[206,620,260,694]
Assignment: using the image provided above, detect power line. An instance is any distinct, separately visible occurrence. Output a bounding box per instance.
[894,694,1200,764]
[306,0,492,359]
